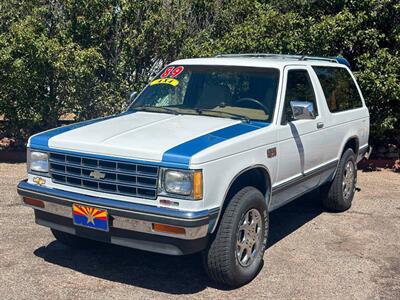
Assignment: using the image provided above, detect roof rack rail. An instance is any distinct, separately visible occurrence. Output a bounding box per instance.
[214,53,350,67]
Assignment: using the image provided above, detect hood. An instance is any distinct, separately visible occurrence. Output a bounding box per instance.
[30,111,264,167]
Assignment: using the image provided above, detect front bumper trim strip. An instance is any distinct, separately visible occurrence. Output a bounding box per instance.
[25,197,208,240]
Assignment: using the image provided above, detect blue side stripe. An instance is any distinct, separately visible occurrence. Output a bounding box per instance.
[162,121,270,166]
[29,114,125,151]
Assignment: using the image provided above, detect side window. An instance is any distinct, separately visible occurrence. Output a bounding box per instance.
[313,66,363,112]
[282,69,318,124]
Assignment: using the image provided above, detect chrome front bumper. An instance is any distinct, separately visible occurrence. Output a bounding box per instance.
[17,180,219,255]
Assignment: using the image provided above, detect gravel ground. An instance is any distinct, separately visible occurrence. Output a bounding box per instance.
[1,163,399,299]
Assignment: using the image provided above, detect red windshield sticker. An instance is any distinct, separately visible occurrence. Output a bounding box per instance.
[171,66,184,78]
[160,66,174,78]
[160,66,184,78]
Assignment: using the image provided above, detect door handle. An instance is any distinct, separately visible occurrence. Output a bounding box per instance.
[317,122,324,129]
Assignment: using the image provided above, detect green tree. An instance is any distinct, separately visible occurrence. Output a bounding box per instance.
[0,3,105,139]
[0,0,399,147]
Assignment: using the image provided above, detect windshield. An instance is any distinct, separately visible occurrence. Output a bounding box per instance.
[129,65,280,122]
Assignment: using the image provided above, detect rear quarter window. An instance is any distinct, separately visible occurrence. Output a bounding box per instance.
[313,66,363,112]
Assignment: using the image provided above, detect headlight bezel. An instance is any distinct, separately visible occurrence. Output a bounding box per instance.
[159,168,203,200]
[27,150,49,174]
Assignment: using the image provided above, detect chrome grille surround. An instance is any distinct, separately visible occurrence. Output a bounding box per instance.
[48,152,159,199]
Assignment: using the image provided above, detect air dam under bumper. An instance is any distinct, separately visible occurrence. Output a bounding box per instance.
[17,180,219,255]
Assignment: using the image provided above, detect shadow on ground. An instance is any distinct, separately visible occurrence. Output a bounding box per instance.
[34,189,323,294]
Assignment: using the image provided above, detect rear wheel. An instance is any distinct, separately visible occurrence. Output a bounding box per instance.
[322,148,357,212]
[202,187,268,287]
[51,229,96,249]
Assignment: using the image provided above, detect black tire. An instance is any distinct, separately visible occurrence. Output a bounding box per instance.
[202,187,268,287]
[322,148,357,212]
[51,229,96,249]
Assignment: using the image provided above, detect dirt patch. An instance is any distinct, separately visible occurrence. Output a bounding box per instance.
[373,256,400,299]
[1,164,399,299]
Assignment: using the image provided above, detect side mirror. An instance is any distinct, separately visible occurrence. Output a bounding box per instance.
[127,91,138,106]
[290,100,316,120]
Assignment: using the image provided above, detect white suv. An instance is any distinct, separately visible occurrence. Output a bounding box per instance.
[18,54,369,287]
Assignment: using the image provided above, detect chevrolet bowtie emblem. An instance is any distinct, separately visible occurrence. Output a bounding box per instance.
[89,170,106,180]
[33,177,46,186]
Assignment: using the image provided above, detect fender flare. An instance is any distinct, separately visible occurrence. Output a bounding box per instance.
[331,135,360,180]
[210,164,272,233]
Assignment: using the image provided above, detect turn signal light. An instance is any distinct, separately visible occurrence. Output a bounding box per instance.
[152,223,186,235]
[193,170,203,200]
[23,197,44,208]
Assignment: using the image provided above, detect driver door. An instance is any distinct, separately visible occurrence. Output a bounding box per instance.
[271,66,325,209]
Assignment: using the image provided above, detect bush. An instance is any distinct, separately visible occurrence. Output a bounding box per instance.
[0,0,399,147]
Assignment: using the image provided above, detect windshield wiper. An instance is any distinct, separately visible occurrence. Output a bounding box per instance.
[133,105,251,122]
[133,105,179,115]
[194,108,250,123]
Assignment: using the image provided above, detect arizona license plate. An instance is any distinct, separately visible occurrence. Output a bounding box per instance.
[72,203,109,232]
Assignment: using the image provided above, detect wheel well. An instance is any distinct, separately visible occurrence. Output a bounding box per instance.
[210,167,271,234]
[343,137,359,156]
[225,167,270,206]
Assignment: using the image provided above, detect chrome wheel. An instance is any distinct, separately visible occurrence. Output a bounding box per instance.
[342,161,355,200]
[236,208,263,267]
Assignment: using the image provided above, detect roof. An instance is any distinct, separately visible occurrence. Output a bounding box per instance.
[172,54,350,69]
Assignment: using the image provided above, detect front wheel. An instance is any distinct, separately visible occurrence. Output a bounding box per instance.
[202,187,268,287]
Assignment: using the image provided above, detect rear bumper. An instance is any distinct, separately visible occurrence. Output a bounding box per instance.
[17,180,219,255]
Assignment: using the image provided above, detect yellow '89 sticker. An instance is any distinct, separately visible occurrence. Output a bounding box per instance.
[150,78,179,86]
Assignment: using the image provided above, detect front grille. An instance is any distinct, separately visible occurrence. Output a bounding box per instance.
[48,152,159,199]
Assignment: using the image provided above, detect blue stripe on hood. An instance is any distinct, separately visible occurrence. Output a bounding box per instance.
[162,121,269,167]
[29,114,268,169]
[29,114,123,151]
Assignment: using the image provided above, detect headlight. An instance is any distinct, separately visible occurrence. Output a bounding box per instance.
[162,169,203,200]
[28,151,49,173]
